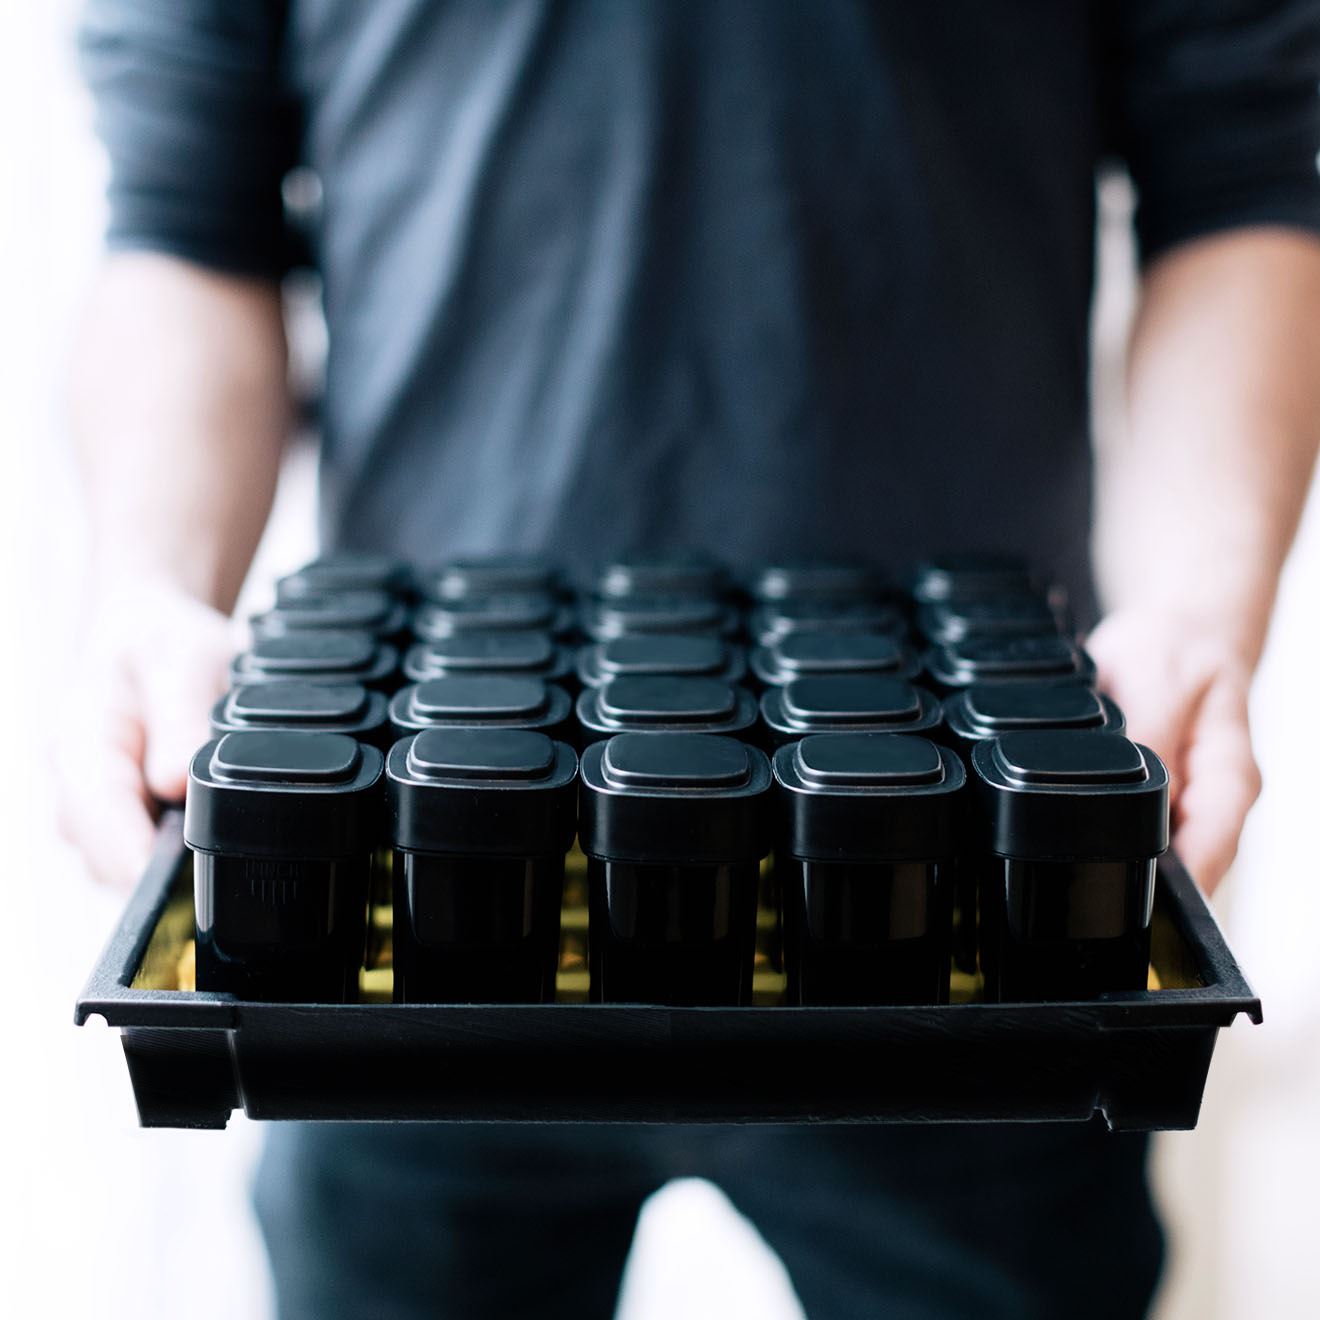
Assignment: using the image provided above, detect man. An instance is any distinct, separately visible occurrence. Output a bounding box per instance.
[64,2,1320,1316]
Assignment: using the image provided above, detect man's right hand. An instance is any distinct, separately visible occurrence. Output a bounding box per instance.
[56,579,235,892]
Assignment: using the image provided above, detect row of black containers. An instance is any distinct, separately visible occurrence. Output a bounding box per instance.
[186,552,1168,1009]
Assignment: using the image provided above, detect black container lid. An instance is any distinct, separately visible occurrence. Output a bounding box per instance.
[593,553,729,600]
[924,635,1097,690]
[389,675,572,735]
[760,675,942,743]
[916,594,1066,645]
[745,558,887,602]
[251,590,409,642]
[229,632,399,690]
[578,733,773,865]
[581,593,740,641]
[402,631,571,683]
[749,630,920,686]
[908,553,1041,605]
[185,731,384,859]
[210,681,392,748]
[275,553,413,600]
[748,598,906,648]
[576,676,759,741]
[943,681,1125,748]
[422,555,565,601]
[576,634,746,688]
[388,729,578,857]
[972,731,1169,861]
[773,733,966,861]
[413,592,572,640]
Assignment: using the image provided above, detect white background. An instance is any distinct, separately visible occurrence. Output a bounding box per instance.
[3,4,1318,1317]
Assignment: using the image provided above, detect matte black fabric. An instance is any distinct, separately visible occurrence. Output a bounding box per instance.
[253,1122,1163,1320]
[80,1,1320,617]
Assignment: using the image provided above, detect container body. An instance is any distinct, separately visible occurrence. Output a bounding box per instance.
[587,858,758,1006]
[193,851,370,1003]
[392,851,564,1004]
[980,858,1156,1001]
[782,858,950,1005]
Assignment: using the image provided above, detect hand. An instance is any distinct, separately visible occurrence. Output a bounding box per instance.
[55,578,235,891]
[1086,609,1262,895]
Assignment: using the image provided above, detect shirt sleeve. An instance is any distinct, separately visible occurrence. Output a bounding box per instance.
[78,0,301,278]
[1101,0,1320,262]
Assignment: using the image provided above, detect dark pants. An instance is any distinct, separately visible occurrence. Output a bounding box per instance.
[254,1123,1162,1319]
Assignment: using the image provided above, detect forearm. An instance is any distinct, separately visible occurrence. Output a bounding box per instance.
[71,251,290,613]
[1095,227,1320,669]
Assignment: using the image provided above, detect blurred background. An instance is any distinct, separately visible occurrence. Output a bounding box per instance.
[3,4,1317,1316]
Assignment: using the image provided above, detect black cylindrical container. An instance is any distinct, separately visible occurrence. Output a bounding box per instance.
[275,553,414,601]
[924,635,1097,693]
[421,555,566,601]
[745,558,887,603]
[749,629,921,689]
[412,591,573,640]
[229,631,399,693]
[748,598,906,649]
[578,733,773,1005]
[250,589,410,645]
[908,553,1043,606]
[773,733,965,1005]
[916,594,1069,647]
[580,593,740,642]
[185,731,383,1002]
[387,728,578,1003]
[210,681,393,751]
[759,675,942,748]
[593,553,730,600]
[941,681,1125,975]
[576,634,746,689]
[402,631,572,686]
[388,675,573,740]
[972,731,1169,1002]
[575,676,759,747]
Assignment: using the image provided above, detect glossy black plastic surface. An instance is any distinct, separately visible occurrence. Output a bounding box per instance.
[751,630,921,687]
[250,590,410,643]
[402,631,572,684]
[413,593,573,639]
[393,853,564,1004]
[581,594,740,641]
[745,559,888,602]
[588,858,758,1006]
[230,632,400,692]
[760,676,942,746]
[209,681,393,750]
[593,554,729,600]
[389,676,572,740]
[422,556,565,601]
[576,634,746,689]
[924,635,1097,692]
[193,852,368,1004]
[575,676,759,745]
[749,598,906,648]
[908,554,1041,605]
[78,813,1260,1130]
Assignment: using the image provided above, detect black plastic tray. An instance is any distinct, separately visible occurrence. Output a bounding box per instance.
[76,811,1260,1131]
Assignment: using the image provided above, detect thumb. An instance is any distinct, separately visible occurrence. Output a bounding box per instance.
[135,617,235,802]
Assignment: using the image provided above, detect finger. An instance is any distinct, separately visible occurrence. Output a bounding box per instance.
[55,708,158,893]
[1172,682,1260,894]
[138,642,232,802]
[1100,663,1207,808]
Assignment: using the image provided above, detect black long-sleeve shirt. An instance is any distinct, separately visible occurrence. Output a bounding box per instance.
[80,0,1320,608]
